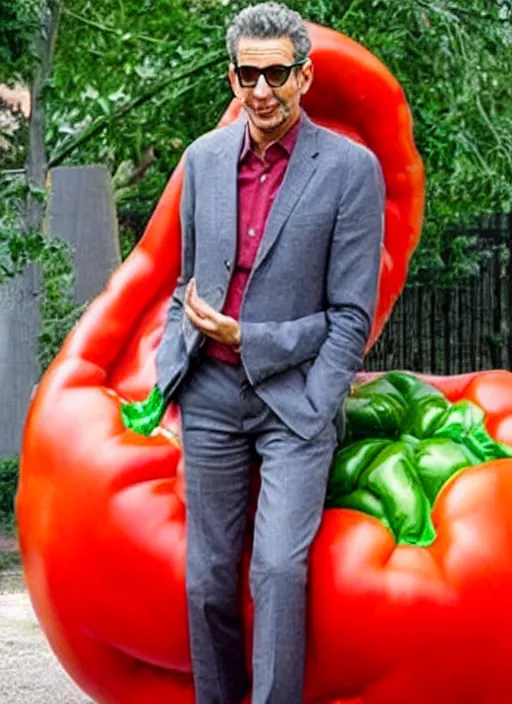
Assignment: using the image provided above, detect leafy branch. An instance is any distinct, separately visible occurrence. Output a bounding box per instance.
[61,8,169,46]
[48,49,225,167]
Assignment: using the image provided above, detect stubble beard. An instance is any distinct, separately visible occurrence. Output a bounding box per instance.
[246,98,291,135]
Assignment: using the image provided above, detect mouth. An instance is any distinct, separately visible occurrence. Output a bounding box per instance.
[254,105,279,117]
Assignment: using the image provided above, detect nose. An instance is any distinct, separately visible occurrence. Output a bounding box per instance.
[253,73,272,99]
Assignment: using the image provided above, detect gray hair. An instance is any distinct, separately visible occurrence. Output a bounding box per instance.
[226,2,311,64]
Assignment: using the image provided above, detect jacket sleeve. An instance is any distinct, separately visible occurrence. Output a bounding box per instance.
[240,312,328,386]
[155,147,196,389]
[303,148,385,423]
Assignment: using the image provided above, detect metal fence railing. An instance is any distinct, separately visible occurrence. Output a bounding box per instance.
[365,213,512,374]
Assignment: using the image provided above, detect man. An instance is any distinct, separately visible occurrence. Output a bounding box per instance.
[155,3,385,702]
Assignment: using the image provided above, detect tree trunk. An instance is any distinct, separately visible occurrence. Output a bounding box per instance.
[0,2,62,456]
[25,0,61,230]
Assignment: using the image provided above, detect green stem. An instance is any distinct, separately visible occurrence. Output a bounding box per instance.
[120,385,165,436]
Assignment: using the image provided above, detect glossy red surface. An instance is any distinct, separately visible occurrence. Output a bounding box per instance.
[25,22,512,704]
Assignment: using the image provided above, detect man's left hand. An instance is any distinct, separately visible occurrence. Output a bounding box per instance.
[184,278,241,348]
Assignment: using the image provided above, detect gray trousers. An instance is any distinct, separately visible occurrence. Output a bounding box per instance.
[176,356,337,704]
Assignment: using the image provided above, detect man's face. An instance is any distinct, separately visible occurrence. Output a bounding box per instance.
[229,36,312,137]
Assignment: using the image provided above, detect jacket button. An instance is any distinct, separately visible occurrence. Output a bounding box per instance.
[224,259,231,270]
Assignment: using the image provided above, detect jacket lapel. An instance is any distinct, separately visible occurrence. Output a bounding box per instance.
[254,114,319,270]
[212,117,246,263]
[210,112,320,273]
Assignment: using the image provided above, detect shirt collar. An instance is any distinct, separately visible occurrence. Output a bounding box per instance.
[239,110,303,164]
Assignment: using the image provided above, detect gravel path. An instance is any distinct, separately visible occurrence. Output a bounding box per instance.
[0,568,93,703]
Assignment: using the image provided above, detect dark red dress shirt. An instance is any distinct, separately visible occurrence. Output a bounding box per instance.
[205,115,302,364]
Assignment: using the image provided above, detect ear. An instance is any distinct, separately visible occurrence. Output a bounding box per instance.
[228,63,240,97]
[299,58,314,96]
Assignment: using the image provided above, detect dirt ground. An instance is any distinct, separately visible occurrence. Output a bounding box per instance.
[0,547,93,704]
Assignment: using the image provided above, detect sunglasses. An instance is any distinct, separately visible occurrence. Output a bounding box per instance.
[234,59,307,88]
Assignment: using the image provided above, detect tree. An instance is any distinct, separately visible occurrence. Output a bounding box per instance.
[1,0,81,379]
[38,0,512,283]
[1,0,62,283]
[2,0,512,287]
[0,0,46,85]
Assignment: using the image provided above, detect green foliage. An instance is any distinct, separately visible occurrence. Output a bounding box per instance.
[42,0,512,283]
[289,0,512,283]
[45,0,230,217]
[2,0,512,283]
[0,0,48,84]
[0,457,19,534]
[0,114,29,173]
[37,237,86,372]
[0,175,85,372]
[119,223,138,261]
[1,0,83,371]
[0,176,47,282]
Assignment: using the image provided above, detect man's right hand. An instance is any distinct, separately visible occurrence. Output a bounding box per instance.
[184,279,241,348]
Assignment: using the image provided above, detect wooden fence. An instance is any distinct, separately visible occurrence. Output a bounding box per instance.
[365,213,512,374]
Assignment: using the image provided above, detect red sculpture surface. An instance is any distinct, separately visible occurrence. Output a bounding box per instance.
[18,21,512,704]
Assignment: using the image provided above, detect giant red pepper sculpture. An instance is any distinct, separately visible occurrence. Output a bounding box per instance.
[18,21,512,704]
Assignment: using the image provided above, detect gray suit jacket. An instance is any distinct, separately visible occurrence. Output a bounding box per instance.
[156,112,385,440]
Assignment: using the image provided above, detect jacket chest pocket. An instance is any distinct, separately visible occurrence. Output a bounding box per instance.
[282,211,335,260]
[292,210,334,229]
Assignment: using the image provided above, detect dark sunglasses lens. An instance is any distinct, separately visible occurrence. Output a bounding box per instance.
[265,66,289,87]
[238,66,260,86]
